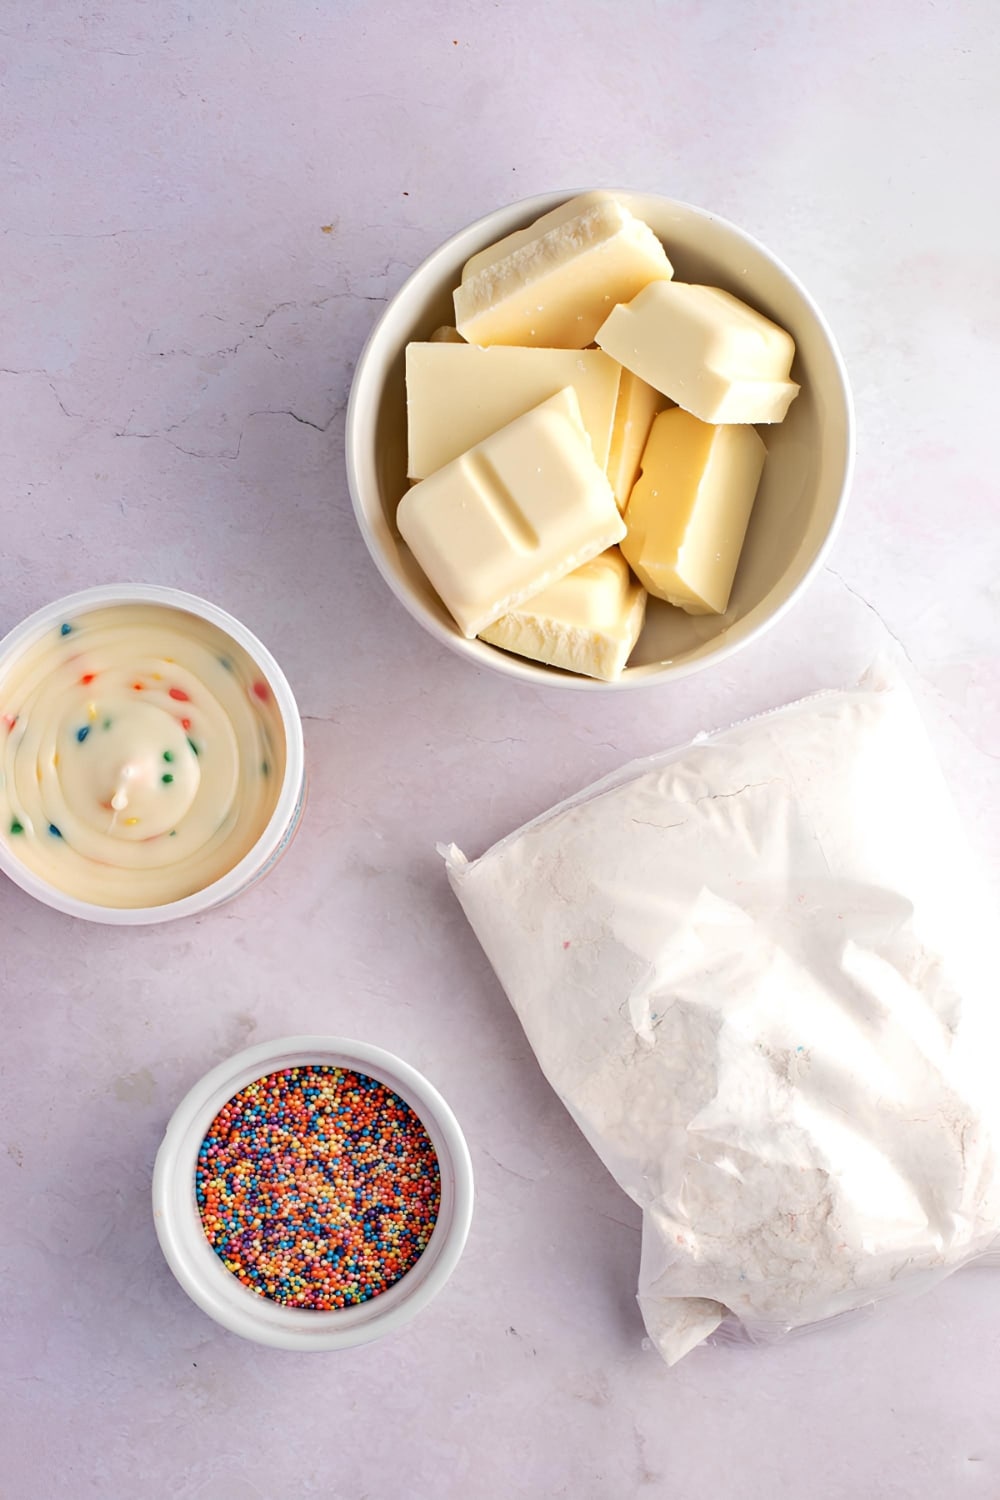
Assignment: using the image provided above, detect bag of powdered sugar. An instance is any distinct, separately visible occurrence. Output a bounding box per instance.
[441,668,1000,1364]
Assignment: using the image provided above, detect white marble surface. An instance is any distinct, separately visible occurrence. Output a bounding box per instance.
[2,3,999,1496]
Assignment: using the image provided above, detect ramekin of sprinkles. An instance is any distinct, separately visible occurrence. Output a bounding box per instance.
[0,585,305,923]
[153,1037,474,1350]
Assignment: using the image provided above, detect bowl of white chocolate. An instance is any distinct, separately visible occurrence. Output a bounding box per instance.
[346,190,854,687]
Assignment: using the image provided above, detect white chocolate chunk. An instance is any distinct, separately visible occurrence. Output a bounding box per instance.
[405,343,622,479]
[429,325,465,343]
[454,191,674,349]
[606,368,670,510]
[397,388,625,639]
[596,281,800,424]
[621,408,766,614]
[479,548,646,681]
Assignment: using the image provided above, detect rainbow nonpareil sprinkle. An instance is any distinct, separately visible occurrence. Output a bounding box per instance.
[196,1065,441,1310]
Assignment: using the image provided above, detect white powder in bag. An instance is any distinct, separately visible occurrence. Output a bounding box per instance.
[441,669,1000,1364]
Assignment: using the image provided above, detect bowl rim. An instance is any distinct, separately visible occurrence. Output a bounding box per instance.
[0,583,306,924]
[152,1034,475,1350]
[345,187,856,691]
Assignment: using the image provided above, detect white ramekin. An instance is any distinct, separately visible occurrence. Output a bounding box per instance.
[152,1035,474,1350]
[0,584,305,924]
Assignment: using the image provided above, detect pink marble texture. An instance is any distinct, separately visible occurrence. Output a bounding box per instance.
[2,3,999,1496]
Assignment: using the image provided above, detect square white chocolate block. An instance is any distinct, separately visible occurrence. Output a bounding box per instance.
[479,548,646,682]
[454,191,674,349]
[596,281,800,424]
[606,368,671,510]
[397,387,625,639]
[621,407,766,615]
[405,343,622,479]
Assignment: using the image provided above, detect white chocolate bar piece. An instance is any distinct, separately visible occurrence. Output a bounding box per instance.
[405,343,622,479]
[454,191,673,349]
[397,388,625,639]
[621,407,766,614]
[596,281,799,424]
[479,548,646,681]
[606,368,670,510]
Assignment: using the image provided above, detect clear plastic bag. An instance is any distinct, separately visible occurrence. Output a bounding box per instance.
[442,668,1000,1364]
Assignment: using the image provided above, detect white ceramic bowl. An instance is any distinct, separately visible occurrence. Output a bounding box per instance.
[152,1035,474,1350]
[346,190,855,690]
[0,584,305,924]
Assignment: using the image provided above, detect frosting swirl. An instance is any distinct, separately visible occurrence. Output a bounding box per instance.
[0,604,286,908]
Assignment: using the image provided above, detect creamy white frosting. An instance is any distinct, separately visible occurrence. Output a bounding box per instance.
[0,603,285,907]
